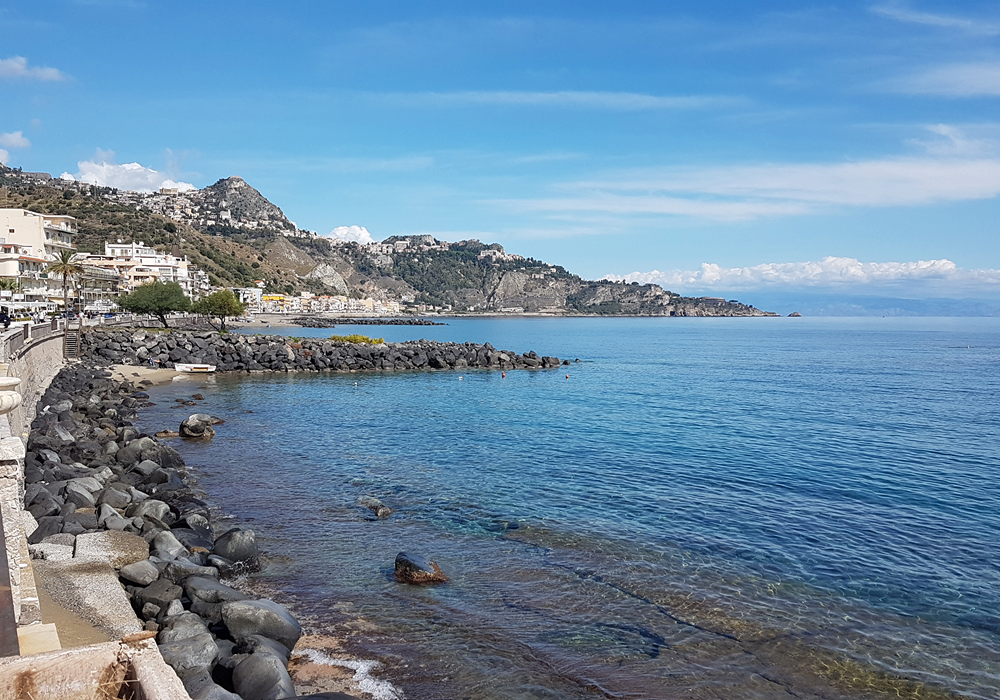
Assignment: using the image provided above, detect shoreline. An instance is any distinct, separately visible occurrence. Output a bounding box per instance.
[24,332,564,699]
[23,363,377,699]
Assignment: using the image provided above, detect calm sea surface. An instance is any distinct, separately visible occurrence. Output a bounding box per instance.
[138,317,1000,699]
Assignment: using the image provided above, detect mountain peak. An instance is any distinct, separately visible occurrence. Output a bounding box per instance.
[200,176,295,232]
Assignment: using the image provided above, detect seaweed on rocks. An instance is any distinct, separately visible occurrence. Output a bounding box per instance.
[23,363,321,700]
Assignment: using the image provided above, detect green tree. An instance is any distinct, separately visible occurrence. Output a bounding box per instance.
[117,281,191,328]
[45,249,84,314]
[191,289,246,332]
[0,278,19,292]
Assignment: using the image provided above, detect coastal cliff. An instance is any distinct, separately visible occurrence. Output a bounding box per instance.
[0,167,775,316]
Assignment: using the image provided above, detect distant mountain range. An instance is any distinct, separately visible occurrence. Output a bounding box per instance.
[0,165,776,316]
[733,291,1000,317]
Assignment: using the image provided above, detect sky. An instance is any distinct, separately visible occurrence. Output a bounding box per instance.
[2,1,1000,307]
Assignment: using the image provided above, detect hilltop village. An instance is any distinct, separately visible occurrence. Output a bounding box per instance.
[0,166,776,318]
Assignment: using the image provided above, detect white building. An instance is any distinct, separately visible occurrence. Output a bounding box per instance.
[0,208,80,310]
[79,241,210,298]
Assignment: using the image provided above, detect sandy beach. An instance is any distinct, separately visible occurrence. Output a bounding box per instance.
[108,364,182,386]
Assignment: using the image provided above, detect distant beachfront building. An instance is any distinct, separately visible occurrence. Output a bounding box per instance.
[234,287,263,314]
[249,291,401,316]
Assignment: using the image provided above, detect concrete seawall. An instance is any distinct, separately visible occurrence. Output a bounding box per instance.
[0,326,65,631]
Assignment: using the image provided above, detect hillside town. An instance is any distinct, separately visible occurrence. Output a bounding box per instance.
[0,207,402,318]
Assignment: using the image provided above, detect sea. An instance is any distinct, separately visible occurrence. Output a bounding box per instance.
[135,317,1000,700]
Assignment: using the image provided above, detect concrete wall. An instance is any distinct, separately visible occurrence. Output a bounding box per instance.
[5,331,65,440]
[0,327,64,624]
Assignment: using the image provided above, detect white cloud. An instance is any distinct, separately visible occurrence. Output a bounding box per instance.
[0,131,30,149]
[605,257,1000,293]
[159,179,196,193]
[389,90,737,111]
[891,62,1000,96]
[870,2,1000,35]
[64,152,195,192]
[0,56,65,81]
[0,150,9,165]
[325,225,376,245]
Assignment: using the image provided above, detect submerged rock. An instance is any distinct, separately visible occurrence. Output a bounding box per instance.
[358,496,393,519]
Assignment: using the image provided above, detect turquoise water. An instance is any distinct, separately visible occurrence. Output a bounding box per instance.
[140,317,1000,699]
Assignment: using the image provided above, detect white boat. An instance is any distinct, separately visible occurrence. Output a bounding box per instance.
[174,363,217,373]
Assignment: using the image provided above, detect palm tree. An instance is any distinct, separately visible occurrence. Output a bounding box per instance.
[45,249,84,315]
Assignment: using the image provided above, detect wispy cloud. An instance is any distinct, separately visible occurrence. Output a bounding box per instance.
[870,2,1000,35]
[605,257,1000,292]
[0,56,65,81]
[0,131,30,149]
[497,143,1000,222]
[908,123,1000,157]
[890,62,1000,96]
[385,90,739,111]
[0,151,9,166]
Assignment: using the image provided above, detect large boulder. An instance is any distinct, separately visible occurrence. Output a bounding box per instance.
[232,652,296,700]
[220,599,301,651]
[180,414,217,440]
[135,578,183,610]
[213,528,259,571]
[119,558,159,586]
[158,631,220,674]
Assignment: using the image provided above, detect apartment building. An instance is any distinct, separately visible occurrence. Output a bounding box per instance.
[80,241,210,298]
[0,208,80,310]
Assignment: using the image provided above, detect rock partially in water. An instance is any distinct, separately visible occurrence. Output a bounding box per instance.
[232,651,296,700]
[180,413,217,440]
[214,528,260,571]
[394,552,448,584]
[221,599,302,651]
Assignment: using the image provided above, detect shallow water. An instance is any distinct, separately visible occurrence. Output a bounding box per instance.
[140,317,1000,699]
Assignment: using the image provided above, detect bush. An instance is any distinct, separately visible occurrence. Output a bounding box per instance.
[329,334,384,344]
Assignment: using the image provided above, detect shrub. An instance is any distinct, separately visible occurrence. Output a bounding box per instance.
[329,334,384,344]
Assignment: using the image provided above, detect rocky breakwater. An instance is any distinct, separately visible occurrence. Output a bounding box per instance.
[82,329,566,372]
[23,365,324,700]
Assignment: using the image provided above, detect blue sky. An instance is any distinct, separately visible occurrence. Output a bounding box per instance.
[2,1,999,303]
